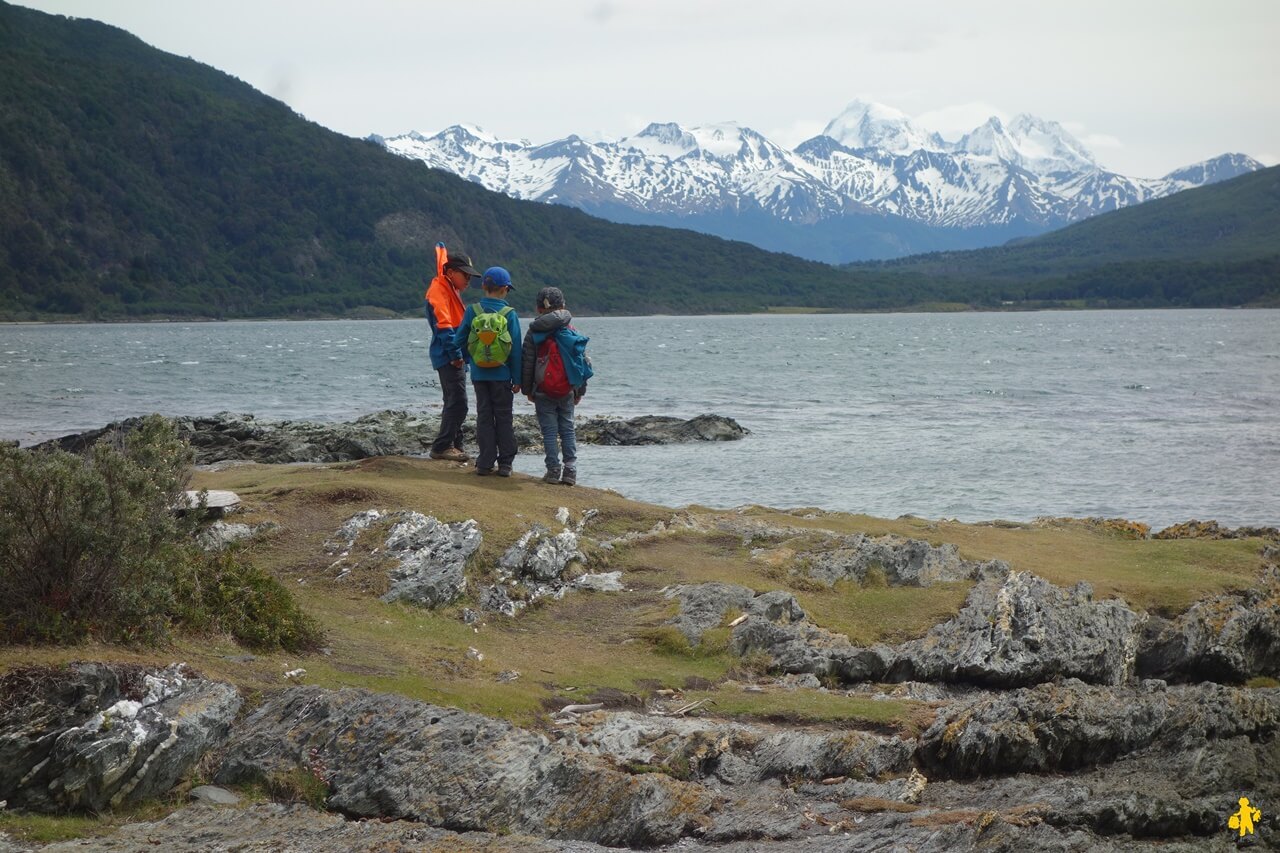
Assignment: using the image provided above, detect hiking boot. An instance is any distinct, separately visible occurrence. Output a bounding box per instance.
[542,467,562,484]
[560,468,577,487]
[430,447,468,462]
[475,467,495,476]
[497,466,513,478]
[452,446,472,462]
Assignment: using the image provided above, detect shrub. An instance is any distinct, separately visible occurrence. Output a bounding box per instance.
[179,548,322,652]
[0,416,320,650]
[0,416,196,643]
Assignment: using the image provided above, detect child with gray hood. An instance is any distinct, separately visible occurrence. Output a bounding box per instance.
[521,286,591,485]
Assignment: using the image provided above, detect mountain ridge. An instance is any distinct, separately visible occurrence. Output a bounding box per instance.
[378,99,1264,264]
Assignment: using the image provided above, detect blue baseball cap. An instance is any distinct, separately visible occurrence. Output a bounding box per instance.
[481,266,514,290]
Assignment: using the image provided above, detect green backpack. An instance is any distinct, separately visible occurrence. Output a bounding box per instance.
[466,304,515,368]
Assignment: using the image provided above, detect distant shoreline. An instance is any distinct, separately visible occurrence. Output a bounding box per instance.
[1,304,1274,326]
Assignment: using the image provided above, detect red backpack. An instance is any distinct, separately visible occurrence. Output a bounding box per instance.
[535,338,573,398]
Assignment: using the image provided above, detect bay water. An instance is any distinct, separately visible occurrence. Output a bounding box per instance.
[2,309,1277,529]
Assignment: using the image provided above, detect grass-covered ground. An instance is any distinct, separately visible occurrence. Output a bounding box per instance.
[0,455,1271,844]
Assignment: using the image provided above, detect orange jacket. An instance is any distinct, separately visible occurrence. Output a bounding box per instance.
[425,244,466,368]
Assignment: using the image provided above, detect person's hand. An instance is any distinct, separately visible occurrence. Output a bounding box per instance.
[511,384,521,394]
[450,358,463,368]
[574,390,584,404]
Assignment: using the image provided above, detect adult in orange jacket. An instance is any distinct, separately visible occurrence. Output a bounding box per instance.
[425,243,480,461]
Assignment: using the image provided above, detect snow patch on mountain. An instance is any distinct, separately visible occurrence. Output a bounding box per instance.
[376,102,1263,261]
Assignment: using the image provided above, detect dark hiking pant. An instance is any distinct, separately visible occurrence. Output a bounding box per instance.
[430,363,468,454]
[473,380,517,471]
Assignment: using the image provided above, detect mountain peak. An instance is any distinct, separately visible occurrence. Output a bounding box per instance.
[957,113,1094,174]
[821,99,945,154]
[1162,153,1266,185]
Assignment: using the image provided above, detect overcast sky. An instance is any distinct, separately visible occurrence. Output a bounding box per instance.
[17,0,1279,177]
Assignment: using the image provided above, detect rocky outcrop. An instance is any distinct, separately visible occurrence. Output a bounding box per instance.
[214,686,716,847]
[6,667,1277,851]
[498,524,585,583]
[34,802,618,853]
[36,410,749,464]
[0,663,240,813]
[326,510,483,607]
[576,414,748,445]
[326,509,482,608]
[795,534,1000,587]
[561,711,913,787]
[892,567,1144,687]
[665,583,806,644]
[196,519,277,550]
[1136,566,1280,682]
[380,513,482,607]
[1154,519,1280,541]
[917,678,1280,779]
[733,566,1146,688]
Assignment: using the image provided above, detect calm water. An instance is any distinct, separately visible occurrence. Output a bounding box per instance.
[2,310,1278,528]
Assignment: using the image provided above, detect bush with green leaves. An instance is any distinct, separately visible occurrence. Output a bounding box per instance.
[0,415,320,650]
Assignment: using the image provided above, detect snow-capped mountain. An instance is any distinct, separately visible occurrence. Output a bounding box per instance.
[375,101,1264,263]
[955,114,1096,175]
[821,99,948,154]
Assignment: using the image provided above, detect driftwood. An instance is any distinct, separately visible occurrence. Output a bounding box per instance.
[650,698,714,717]
[552,702,604,723]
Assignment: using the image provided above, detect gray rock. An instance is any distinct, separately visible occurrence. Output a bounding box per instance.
[747,589,807,624]
[731,617,893,682]
[188,785,239,805]
[0,663,240,813]
[801,533,999,587]
[666,583,757,643]
[734,566,1146,688]
[916,679,1280,779]
[323,508,384,556]
[891,566,1145,686]
[197,520,274,551]
[499,524,584,583]
[576,414,748,445]
[479,583,519,616]
[214,686,716,847]
[573,571,625,592]
[562,711,913,787]
[325,510,481,608]
[1136,566,1280,682]
[37,802,618,852]
[380,512,482,607]
[667,584,806,645]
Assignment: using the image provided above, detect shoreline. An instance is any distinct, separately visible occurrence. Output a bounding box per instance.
[2,304,1276,326]
[6,407,1279,531]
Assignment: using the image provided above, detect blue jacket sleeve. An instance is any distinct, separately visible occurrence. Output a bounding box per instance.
[454,306,474,365]
[507,311,522,386]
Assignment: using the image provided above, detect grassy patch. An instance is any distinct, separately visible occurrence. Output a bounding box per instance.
[681,685,932,735]
[796,581,974,647]
[0,800,180,844]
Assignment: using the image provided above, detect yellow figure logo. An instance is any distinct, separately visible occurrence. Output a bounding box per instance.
[1229,797,1261,837]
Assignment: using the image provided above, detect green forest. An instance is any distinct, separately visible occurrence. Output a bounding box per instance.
[860,166,1280,307]
[1,2,1277,320]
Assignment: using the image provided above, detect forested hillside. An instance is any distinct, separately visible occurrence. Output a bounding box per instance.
[1,2,1275,319]
[0,2,944,320]
[862,166,1280,307]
